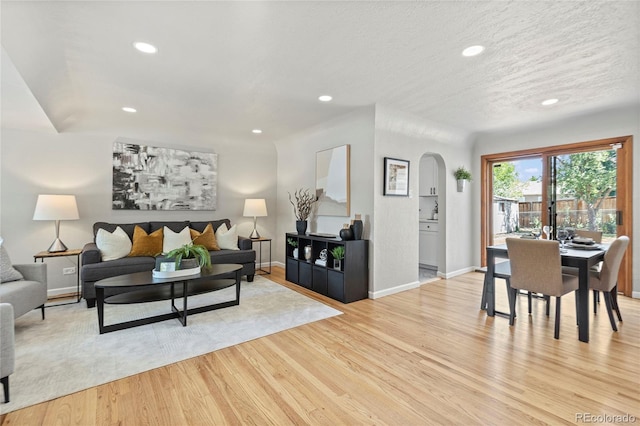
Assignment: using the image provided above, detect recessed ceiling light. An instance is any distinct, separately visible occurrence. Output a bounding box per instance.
[252,129,263,134]
[133,42,158,54]
[462,45,485,57]
[318,95,333,102]
[122,107,137,113]
[541,98,559,106]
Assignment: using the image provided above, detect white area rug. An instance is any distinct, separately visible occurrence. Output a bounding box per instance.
[1,276,341,414]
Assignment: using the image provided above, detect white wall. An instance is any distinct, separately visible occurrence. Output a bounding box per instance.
[0,127,277,296]
[274,106,376,272]
[372,105,475,297]
[473,105,640,296]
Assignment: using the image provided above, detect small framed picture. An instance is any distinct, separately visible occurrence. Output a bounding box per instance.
[383,157,410,196]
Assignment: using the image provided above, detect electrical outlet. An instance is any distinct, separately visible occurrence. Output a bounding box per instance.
[63,267,76,275]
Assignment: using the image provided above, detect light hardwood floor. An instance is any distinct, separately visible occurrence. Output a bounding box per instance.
[2,267,639,425]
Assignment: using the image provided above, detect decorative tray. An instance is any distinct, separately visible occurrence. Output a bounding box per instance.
[152,266,201,278]
[308,233,338,238]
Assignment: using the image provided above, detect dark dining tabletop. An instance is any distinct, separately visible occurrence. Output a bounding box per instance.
[483,242,607,343]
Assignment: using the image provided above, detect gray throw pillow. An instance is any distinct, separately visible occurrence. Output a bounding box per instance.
[0,243,24,283]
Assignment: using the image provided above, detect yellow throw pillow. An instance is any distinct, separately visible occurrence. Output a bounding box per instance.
[129,226,163,257]
[190,223,220,251]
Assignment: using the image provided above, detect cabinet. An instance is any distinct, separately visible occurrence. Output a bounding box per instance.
[419,156,438,196]
[285,233,368,303]
[419,222,438,266]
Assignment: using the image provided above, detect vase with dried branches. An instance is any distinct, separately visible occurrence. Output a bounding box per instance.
[288,188,318,235]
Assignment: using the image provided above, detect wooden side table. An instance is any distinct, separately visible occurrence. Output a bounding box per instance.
[250,238,271,275]
[34,249,82,304]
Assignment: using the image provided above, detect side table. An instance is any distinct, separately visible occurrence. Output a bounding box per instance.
[34,249,82,305]
[250,238,271,275]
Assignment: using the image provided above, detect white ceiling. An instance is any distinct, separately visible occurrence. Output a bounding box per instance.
[2,1,639,142]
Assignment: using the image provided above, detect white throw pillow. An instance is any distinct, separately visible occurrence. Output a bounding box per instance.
[215,223,239,250]
[96,226,132,261]
[163,226,192,253]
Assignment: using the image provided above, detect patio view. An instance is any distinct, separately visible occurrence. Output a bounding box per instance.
[492,149,617,245]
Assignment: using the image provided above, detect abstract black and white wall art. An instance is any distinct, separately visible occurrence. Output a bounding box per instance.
[112,140,217,210]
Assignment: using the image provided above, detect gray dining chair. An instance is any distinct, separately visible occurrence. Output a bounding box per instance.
[575,229,603,243]
[588,236,629,332]
[505,238,579,339]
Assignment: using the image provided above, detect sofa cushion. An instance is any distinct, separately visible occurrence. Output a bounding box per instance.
[129,226,163,257]
[215,223,239,250]
[93,222,149,241]
[163,226,191,253]
[191,219,230,233]
[0,243,23,283]
[82,256,156,282]
[190,223,220,251]
[96,226,132,261]
[210,249,255,264]
[149,221,189,234]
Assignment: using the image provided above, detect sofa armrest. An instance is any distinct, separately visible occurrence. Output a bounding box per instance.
[237,236,253,251]
[81,242,101,265]
[12,263,47,284]
[0,303,15,378]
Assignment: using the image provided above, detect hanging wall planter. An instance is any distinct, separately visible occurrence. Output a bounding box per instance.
[453,166,472,192]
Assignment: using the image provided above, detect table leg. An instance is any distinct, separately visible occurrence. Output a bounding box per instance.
[577,261,590,342]
[182,281,188,326]
[97,287,105,334]
[485,250,496,316]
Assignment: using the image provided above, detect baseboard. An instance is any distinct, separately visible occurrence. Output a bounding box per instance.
[47,286,78,298]
[439,266,475,279]
[632,291,640,299]
[369,280,420,299]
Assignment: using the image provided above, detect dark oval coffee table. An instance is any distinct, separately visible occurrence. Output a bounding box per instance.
[95,264,243,334]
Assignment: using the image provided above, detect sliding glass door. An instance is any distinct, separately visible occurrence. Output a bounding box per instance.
[481,136,632,296]
[549,149,618,243]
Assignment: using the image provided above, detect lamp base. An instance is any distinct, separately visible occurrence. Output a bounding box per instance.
[250,228,261,239]
[47,238,68,253]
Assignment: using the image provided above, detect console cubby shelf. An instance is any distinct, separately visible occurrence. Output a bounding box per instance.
[285,233,368,303]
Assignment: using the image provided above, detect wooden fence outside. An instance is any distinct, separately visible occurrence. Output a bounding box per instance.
[518,197,617,229]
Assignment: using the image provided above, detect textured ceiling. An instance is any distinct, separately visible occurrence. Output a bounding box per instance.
[1,1,638,142]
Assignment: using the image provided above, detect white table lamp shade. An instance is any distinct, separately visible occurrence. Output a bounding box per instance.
[33,194,79,252]
[243,198,267,239]
[33,195,79,220]
[243,199,267,217]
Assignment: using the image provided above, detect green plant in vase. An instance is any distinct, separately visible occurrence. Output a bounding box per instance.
[287,237,299,258]
[330,246,345,270]
[454,166,472,192]
[166,243,211,269]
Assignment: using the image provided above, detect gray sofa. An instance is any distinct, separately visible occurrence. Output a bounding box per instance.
[81,219,255,308]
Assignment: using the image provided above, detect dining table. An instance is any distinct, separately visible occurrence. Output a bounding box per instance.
[482,242,607,343]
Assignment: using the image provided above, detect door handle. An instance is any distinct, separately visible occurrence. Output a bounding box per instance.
[616,211,623,226]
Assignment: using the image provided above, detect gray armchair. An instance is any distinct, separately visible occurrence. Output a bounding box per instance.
[1,303,14,402]
[0,263,47,319]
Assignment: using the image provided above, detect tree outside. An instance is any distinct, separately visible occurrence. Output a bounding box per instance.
[555,150,616,232]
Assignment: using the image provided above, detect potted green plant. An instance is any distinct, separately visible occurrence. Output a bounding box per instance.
[288,188,318,235]
[330,246,345,270]
[165,242,211,270]
[287,237,299,258]
[454,166,472,192]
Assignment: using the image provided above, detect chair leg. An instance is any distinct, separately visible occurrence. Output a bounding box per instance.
[40,304,45,320]
[480,273,488,310]
[527,292,532,314]
[1,375,9,403]
[611,285,623,322]
[545,295,550,317]
[554,297,562,339]
[592,290,599,314]
[602,292,618,332]
[508,288,517,326]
